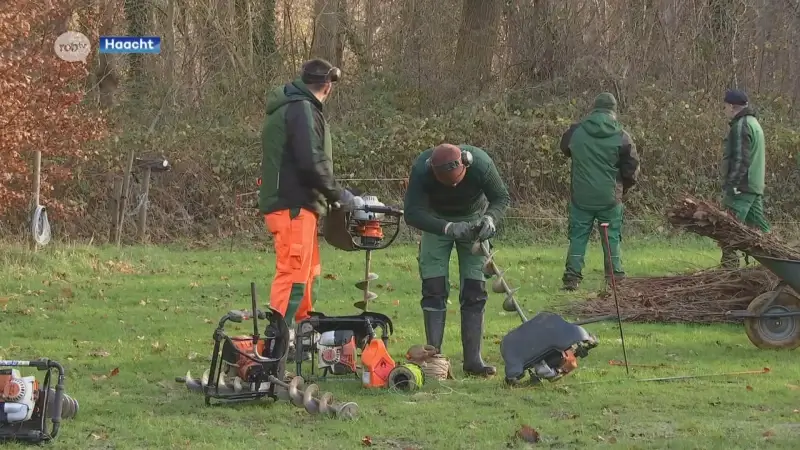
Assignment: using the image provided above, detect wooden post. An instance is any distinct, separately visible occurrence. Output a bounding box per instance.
[31,150,42,251]
[136,166,152,242]
[114,147,136,247]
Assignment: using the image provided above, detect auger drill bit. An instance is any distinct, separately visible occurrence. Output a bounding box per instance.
[275,375,359,420]
[354,250,378,311]
[471,240,527,320]
[44,388,79,420]
[178,370,270,396]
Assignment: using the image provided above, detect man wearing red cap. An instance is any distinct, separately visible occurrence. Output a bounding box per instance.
[403,143,511,377]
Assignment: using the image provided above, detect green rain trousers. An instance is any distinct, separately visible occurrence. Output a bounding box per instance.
[562,202,624,282]
[720,192,771,267]
[723,192,770,233]
[418,232,487,300]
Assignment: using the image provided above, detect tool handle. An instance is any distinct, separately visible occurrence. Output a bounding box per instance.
[362,204,403,217]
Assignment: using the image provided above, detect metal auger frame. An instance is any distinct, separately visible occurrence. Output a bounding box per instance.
[176,283,289,406]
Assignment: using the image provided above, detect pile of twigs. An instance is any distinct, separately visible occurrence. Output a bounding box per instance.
[667,197,800,260]
[560,267,778,324]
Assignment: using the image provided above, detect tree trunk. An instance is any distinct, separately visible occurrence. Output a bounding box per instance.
[254,0,278,76]
[310,0,344,66]
[454,0,502,91]
[124,0,149,89]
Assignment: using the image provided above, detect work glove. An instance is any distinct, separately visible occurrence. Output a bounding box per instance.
[332,189,356,212]
[475,215,496,241]
[443,221,473,240]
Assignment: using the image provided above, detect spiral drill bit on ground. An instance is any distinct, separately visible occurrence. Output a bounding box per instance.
[354,250,379,311]
[471,240,526,320]
[279,375,359,420]
[180,370,358,419]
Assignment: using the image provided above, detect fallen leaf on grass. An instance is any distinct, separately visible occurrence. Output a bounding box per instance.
[89,432,108,441]
[204,319,212,324]
[189,282,199,288]
[89,351,110,358]
[361,436,372,446]
[763,429,775,438]
[0,297,8,311]
[516,425,540,443]
[110,367,120,377]
[188,352,199,360]
[393,299,400,306]
[786,384,800,390]
[151,342,167,352]
[324,273,338,280]
[746,385,754,391]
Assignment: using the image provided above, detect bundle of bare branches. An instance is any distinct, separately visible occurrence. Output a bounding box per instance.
[667,197,800,260]
[558,267,778,324]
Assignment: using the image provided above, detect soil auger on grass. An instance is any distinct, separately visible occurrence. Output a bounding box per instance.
[470,238,600,386]
[0,358,79,444]
[175,282,359,419]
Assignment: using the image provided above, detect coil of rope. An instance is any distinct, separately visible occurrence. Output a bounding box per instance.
[405,345,453,381]
[31,204,51,246]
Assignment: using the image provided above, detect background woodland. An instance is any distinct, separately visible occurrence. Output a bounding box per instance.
[3,0,800,244]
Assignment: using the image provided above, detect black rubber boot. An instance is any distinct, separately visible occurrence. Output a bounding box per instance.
[561,278,579,291]
[423,310,446,354]
[421,277,449,353]
[461,310,496,377]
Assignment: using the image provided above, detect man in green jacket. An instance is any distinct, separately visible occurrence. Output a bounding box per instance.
[259,58,355,326]
[403,144,511,377]
[559,93,640,291]
[720,89,770,268]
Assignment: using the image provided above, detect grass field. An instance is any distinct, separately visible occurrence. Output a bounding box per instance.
[1,236,799,449]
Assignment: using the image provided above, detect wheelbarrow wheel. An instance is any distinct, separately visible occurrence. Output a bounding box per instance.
[743,290,800,350]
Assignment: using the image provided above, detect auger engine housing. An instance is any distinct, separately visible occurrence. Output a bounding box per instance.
[0,359,78,444]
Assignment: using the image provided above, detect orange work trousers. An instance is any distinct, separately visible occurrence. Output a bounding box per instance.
[264,208,321,324]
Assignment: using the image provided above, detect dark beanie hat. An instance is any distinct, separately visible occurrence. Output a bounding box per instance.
[724,89,748,106]
[593,92,617,111]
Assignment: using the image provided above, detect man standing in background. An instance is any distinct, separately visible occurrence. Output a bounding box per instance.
[259,58,355,327]
[720,89,770,268]
[559,93,640,291]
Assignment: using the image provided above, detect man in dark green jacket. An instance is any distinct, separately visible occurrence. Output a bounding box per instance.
[259,58,354,326]
[720,89,770,268]
[559,93,640,291]
[403,144,511,377]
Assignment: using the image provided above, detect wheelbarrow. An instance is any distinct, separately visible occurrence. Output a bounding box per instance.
[725,254,800,349]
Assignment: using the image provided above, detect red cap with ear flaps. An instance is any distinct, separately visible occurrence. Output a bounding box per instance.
[430,144,466,185]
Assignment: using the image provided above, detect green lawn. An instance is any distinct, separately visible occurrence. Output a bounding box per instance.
[1,237,798,449]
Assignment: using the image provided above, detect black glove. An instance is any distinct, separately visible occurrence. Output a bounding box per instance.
[443,221,472,240]
[475,215,496,241]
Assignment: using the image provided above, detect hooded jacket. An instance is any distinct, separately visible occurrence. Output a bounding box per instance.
[258,78,343,216]
[560,109,640,211]
[721,107,765,195]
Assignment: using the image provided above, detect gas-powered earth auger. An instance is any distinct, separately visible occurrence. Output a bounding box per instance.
[470,238,600,386]
[288,194,403,386]
[176,283,360,419]
[0,358,79,444]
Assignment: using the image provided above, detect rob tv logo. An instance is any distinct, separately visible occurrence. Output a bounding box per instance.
[99,36,161,54]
